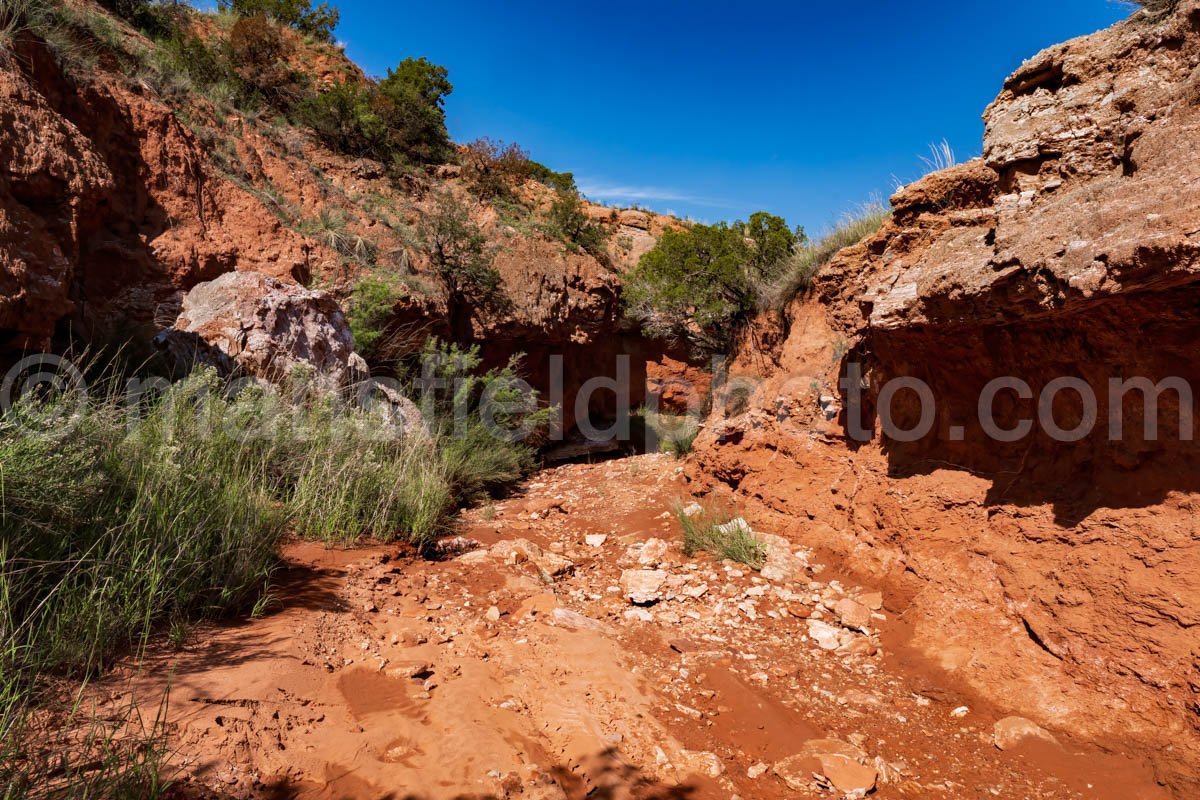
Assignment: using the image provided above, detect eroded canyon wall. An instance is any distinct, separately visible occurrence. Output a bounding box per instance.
[691,3,1200,793]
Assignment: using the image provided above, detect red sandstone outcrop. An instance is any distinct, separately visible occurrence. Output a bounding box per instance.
[691,3,1200,794]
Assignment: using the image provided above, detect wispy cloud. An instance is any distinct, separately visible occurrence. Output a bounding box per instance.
[577,181,730,209]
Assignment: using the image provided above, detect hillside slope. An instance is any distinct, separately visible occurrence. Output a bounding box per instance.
[0,0,693,424]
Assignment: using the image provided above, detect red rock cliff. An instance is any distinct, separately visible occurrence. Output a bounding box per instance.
[690,3,1200,793]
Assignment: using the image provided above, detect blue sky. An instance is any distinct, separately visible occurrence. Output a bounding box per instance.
[329,1,1131,234]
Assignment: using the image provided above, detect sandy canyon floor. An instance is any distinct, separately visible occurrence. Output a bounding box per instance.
[112,455,1171,799]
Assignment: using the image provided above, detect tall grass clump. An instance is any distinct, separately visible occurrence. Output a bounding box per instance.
[409,341,554,505]
[639,411,700,458]
[759,201,890,309]
[0,370,288,796]
[1,369,287,674]
[0,350,546,794]
[675,501,766,569]
[277,388,451,547]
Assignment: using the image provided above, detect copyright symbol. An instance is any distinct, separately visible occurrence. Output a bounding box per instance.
[1,354,88,435]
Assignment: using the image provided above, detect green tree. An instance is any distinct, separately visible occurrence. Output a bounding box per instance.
[623,210,802,351]
[419,192,500,298]
[378,57,454,162]
[745,211,805,284]
[548,188,607,255]
[622,222,753,352]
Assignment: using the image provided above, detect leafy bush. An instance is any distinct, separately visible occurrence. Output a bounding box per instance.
[623,212,800,351]
[759,202,889,309]
[528,160,576,193]
[410,340,553,504]
[419,192,500,297]
[461,137,531,199]
[150,29,264,111]
[745,211,805,285]
[228,14,307,105]
[348,274,403,357]
[623,222,753,352]
[294,81,391,158]
[377,57,454,163]
[218,0,340,42]
[296,57,453,163]
[548,188,607,254]
[675,501,765,568]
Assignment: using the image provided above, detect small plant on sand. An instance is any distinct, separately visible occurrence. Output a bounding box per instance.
[640,411,700,458]
[675,501,765,569]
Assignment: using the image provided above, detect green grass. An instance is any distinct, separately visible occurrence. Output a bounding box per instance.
[640,411,700,458]
[0,352,546,796]
[675,501,766,569]
[756,202,890,310]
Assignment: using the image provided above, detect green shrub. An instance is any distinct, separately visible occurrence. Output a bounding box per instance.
[218,0,340,42]
[528,160,577,193]
[622,222,753,352]
[410,340,553,505]
[228,14,307,105]
[296,58,453,164]
[675,501,765,568]
[419,192,500,298]
[348,274,403,357]
[745,211,805,285]
[624,211,800,352]
[548,188,608,254]
[294,81,391,158]
[378,57,453,162]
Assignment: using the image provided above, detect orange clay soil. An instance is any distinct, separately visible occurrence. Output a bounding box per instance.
[110,455,1169,799]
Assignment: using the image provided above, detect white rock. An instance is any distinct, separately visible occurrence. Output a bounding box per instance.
[993,716,1059,750]
[585,534,608,547]
[807,620,842,651]
[620,569,667,604]
[716,518,753,536]
[637,538,670,566]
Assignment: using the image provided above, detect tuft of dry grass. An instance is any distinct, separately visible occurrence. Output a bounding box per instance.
[755,201,890,309]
